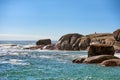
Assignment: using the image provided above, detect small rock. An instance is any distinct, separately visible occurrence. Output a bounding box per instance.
[100,59,120,66]
[83,55,119,64]
[72,57,86,63]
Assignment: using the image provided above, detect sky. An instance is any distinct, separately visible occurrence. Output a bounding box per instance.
[0,0,120,40]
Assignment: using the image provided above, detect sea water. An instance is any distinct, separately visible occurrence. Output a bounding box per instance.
[0,41,120,80]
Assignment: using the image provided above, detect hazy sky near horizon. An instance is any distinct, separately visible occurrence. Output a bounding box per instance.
[0,0,120,40]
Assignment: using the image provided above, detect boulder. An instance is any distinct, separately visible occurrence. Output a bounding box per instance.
[43,44,55,50]
[100,59,120,66]
[113,29,120,41]
[56,33,83,50]
[72,57,86,63]
[83,55,119,64]
[36,39,51,45]
[88,44,115,57]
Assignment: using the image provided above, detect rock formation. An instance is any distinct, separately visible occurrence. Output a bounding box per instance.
[55,33,92,50]
[88,44,115,57]
[55,33,83,50]
[25,29,120,52]
[72,44,120,67]
[36,39,51,45]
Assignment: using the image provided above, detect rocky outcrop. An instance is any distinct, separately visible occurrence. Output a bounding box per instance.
[56,33,83,50]
[100,59,120,66]
[83,55,119,64]
[25,29,120,52]
[72,41,120,67]
[88,44,115,57]
[55,33,91,50]
[88,33,115,45]
[113,29,120,41]
[36,39,51,45]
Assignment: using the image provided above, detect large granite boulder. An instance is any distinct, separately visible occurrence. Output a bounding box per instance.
[88,44,115,57]
[113,29,120,41]
[100,59,120,66]
[56,33,83,50]
[36,39,51,45]
[83,55,119,64]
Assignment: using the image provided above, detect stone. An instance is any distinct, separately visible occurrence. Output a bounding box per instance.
[83,55,119,64]
[56,33,83,50]
[43,44,55,50]
[88,44,115,57]
[113,29,120,41]
[100,59,120,66]
[72,57,86,63]
[36,39,51,45]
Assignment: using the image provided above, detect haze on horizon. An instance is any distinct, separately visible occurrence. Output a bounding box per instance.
[0,0,120,40]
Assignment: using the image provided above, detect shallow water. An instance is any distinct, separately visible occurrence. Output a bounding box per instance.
[0,41,120,80]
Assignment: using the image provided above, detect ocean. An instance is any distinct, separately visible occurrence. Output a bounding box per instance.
[0,41,120,80]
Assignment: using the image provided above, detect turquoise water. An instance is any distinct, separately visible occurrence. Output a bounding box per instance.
[0,41,120,80]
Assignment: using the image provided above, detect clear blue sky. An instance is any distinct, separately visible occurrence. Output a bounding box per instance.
[0,0,120,40]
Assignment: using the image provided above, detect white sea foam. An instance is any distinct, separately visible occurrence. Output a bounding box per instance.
[0,44,23,51]
[115,53,120,58]
[0,59,29,65]
[22,44,35,48]
[39,55,53,59]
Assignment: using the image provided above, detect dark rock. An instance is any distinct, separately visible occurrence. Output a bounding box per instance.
[113,29,120,41]
[83,55,119,64]
[88,44,115,57]
[100,59,120,66]
[72,57,86,63]
[56,33,83,50]
[36,39,51,45]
